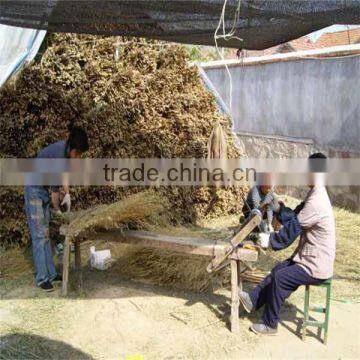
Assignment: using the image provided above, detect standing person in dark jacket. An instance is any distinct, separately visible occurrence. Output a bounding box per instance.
[24,126,89,292]
[239,153,335,335]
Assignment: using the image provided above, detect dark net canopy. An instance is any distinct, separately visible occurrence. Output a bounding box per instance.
[0,0,359,50]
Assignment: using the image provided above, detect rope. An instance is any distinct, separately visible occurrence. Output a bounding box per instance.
[213,0,243,110]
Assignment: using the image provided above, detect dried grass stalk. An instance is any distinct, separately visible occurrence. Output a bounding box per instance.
[111,244,229,292]
[207,121,228,159]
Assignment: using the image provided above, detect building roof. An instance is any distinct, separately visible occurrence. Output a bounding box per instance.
[315,27,360,48]
[229,26,360,58]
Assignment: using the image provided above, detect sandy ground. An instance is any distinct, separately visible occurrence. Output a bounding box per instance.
[1,268,359,360]
[1,196,359,359]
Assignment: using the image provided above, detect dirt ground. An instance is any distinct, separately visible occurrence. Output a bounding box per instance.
[1,196,360,359]
[0,270,359,360]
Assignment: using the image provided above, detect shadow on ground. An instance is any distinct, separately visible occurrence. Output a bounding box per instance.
[0,333,93,360]
[0,255,236,331]
[279,303,325,343]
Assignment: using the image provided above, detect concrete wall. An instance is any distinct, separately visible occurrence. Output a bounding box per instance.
[203,55,360,152]
[237,132,315,158]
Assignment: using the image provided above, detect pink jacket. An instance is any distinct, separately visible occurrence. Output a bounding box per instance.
[292,186,336,279]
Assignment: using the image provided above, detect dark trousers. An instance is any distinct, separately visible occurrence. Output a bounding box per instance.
[249,259,323,329]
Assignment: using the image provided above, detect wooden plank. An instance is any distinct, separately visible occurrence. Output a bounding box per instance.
[61,236,70,296]
[230,260,239,333]
[230,248,258,262]
[240,273,265,284]
[61,225,226,257]
[62,218,259,268]
[86,230,227,257]
[206,212,261,273]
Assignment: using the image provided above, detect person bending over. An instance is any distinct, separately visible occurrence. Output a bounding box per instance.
[24,125,89,292]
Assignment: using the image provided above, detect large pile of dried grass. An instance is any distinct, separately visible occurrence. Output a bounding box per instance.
[0,34,246,247]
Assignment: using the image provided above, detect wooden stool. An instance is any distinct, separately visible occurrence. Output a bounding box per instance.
[302,278,332,344]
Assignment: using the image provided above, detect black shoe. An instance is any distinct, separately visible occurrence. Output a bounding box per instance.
[52,274,62,282]
[39,281,54,292]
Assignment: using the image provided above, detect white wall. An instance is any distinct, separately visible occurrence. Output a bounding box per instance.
[203,55,360,151]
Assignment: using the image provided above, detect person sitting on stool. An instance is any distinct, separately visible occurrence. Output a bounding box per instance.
[239,153,335,335]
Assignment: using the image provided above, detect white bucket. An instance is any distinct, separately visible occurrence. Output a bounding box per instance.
[90,246,112,270]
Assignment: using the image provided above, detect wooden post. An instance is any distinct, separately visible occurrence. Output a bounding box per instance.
[237,261,243,292]
[74,238,82,288]
[62,236,70,296]
[207,212,261,273]
[230,259,239,333]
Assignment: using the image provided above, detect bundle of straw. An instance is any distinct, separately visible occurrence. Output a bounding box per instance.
[112,245,228,292]
[67,191,167,240]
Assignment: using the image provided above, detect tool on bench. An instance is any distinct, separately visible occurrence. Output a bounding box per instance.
[241,243,259,251]
[240,194,270,254]
[212,242,262,273]
[241,194,263,232]
[240,193,274,233]
[206,209,262,273]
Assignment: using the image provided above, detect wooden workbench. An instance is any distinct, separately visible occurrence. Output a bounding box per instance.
[61,229,259,333]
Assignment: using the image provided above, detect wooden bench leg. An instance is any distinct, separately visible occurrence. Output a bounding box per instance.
[74,238,82,289]
[62,236,70,296]
[230,259,240,333]
[237,261,243,292]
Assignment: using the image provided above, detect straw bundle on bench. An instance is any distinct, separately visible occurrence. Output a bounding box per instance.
[67,191,167,240]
